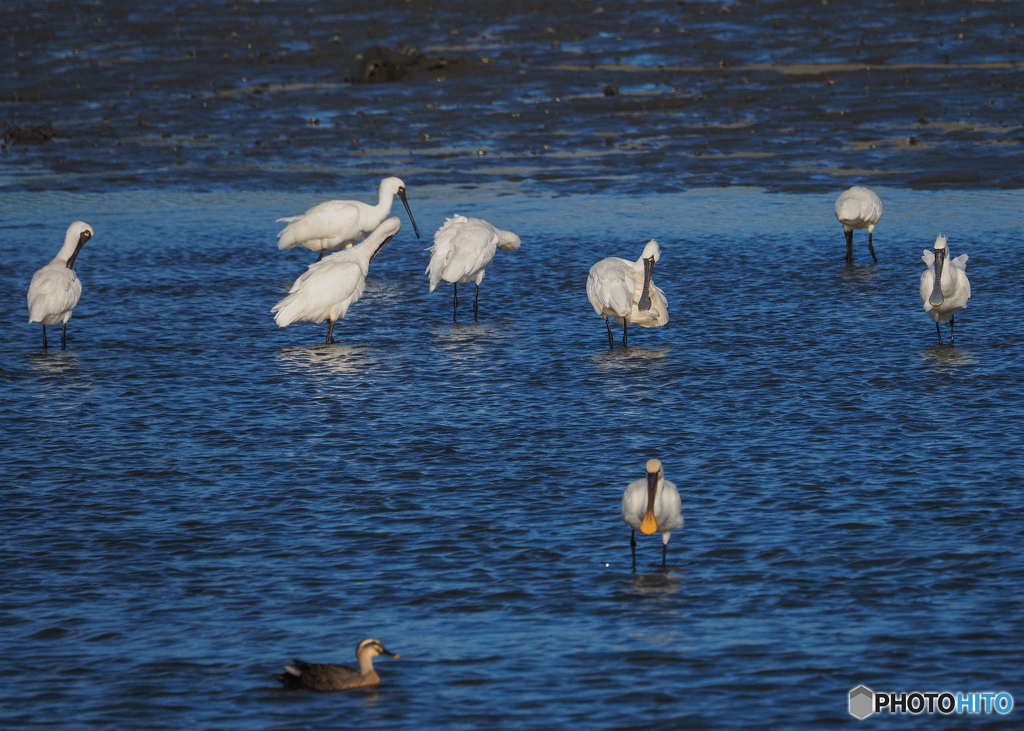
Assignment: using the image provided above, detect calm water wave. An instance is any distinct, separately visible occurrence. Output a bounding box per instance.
[2,186,1023,728]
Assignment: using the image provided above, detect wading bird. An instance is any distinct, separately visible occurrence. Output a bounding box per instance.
[274,638,400,691]
[26,221,94,350]
[425,215,521,322]
[272,217,400,344]
[920,235,971,345]
[277,177,420,261]
[622,458,683,569]
[835,186,883,263]
[586,240,668,347]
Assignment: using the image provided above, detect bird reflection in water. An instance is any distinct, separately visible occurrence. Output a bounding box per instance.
[276,344,375,378]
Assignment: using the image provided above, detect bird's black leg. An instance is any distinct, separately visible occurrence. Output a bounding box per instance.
[474,283,480,322]
[630,530,636,570]
[42,325,48,349]
[316,250,324,263]
[325,319,335,345]
[867,231,877,263]
[453,283,458,322]
[950,314,955,345]
[605,317,614,348]
[61,322,67,350]
[935,322,943,345]
[845,229,854,264]
[622,321,628,348]
[662,542,667,567]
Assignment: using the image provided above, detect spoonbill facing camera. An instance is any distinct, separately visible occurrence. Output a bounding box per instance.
[621,458,683,568]
[26,221,94,350]
[586,240,668,347]
[277,177,419,261]
[920,235,971,344]
[425,215,521,321]
[272,217,401,344]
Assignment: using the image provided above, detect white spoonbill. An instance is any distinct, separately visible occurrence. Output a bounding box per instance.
[276,177,420,261]
[835,186,883,263]
[272,217,401,344]
[920,235,971,345]
[26,221,94,350]
[622,459,683,568]
[425,215,522,322]
[273,638,400,691]
[586,240,668,348]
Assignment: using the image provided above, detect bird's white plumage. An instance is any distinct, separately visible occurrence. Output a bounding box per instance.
[277,177,412,254]
[920,235,971,324]
[425,215,521,292]
[27,221,93,327]
[586,240,669,327]
[272,217,401,331]
[834,186,883,232]
[621,472,683,545]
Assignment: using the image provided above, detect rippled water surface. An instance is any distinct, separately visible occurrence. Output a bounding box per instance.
[2,185,1023,729]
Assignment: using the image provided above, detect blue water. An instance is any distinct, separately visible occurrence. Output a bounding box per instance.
[2,186,1023,728]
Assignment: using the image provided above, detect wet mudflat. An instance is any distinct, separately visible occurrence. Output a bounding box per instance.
[1,0,1022,193]
[2,185,1024,729]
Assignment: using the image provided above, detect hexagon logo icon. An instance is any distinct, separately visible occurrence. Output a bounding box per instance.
[849,686,874,720]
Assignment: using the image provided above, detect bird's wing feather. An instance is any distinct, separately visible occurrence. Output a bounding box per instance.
[277,201,361,249]
[272,260,363,326]
[442,220,498,283]
[587,258,635,317]
[921,249,935,266]
[27,266,81,323]
[951,253,969,271]
[657,480,683,530]
[426,215,467,291]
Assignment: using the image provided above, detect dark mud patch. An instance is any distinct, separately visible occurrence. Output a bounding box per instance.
[356,46,469,84]
[3,122,55,145]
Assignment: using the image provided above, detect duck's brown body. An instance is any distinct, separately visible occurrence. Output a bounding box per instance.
[274,659,379,691]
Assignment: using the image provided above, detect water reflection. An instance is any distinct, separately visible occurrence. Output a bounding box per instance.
[590,345,670,371]
[837,261,880,282]
[631,567,683,596]
[276,344,376,377]
[920,345,978,370]
[25,349,81,376]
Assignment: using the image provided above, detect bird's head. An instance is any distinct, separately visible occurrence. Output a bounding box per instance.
[928,235,948,307]
[381,176,420,239]
[357,638,400,660]
[64,221,94,270]
[640,239,661,264]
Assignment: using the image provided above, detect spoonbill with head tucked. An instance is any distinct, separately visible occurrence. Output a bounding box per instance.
[272,217,401,344]
[622,459,683,569]
[920,235,971,344]
[835,186,883,263]
[277,177,420,261]
[27,221,94,350]
[273,638,400,691]
[586,240,668,347]
[425,215,521,322]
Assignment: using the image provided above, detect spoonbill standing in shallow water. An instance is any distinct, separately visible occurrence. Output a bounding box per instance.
[273,638,400,691]
[425,215,521,322]
[272,217,401,344]
[920,235,971,345]
[586,240,668,347]
[26,221,94,349]
[276,177,420,261]
[622,459,683,569]
[835,186,883,263]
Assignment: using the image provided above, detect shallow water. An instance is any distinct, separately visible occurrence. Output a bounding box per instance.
[2,186,1023,729]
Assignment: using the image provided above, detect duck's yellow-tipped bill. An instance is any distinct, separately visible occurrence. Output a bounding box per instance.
[640,513,658,535]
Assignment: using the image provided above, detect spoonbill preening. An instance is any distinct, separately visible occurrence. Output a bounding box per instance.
[273,638,400,691]
[26,221,94,349]
[425,215,522,322]
[276,177,420,261]
[920,235,971,345]
[621,459,683,569]
[586,240,668,347]
[835,186,883,263]
[272,217,401,344]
